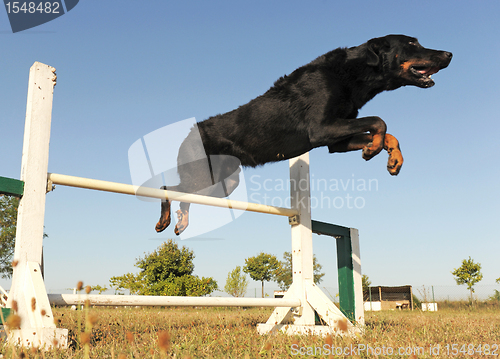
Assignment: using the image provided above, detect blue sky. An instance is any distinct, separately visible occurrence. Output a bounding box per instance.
[1,1,499,299]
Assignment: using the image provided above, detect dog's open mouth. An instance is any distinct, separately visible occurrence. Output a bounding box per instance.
[408,63,442,87]
[411,65,440,78]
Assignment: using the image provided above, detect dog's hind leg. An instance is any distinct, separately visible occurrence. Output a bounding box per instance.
[154,188,190,235]
[155,187,172,233]
[174,202,190,235]
[173,162,241,236]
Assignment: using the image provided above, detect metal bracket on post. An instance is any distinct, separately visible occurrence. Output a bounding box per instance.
[288,214,299,225]
[46,178,55,193]
[291,306,303,316]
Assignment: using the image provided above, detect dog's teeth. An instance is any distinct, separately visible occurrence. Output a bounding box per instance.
[429,75,432,78]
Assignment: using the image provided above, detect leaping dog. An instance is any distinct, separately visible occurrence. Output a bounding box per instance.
[155,35,452,235]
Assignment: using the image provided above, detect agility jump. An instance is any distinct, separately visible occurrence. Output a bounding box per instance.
[0,62,363,349]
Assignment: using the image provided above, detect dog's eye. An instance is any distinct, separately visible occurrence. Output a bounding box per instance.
[409,42,418,46]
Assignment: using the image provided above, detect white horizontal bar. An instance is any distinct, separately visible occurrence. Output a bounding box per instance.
[48,294,301,307]
[47,173,298,217]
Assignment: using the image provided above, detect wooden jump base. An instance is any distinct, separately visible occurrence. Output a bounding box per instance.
[1,62,364,349]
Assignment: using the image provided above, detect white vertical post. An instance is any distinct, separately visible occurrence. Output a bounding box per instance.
[259,153,357,336]
[7,62,67,348]
[9,62,55,306]
[289,153,315,325]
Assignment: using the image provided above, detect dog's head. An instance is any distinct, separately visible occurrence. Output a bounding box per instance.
[366,35,452,89]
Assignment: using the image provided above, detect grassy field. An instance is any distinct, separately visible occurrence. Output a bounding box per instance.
[1,303,499,358]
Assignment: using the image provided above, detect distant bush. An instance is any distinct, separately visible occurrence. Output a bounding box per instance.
[437,300,500,310]
[489,289,500,302]
[412,294,421,309]
[109,239,218,296]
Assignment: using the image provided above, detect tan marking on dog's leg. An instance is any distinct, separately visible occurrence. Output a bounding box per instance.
[384,133,403,175]
[174,209,189,236]
[362,132,384,160]
[155,199,172,233]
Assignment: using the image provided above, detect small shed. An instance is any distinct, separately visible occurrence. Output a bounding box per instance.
[363,285,413,310]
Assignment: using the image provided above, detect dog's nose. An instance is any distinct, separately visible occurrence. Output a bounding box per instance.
[444,52,453,59]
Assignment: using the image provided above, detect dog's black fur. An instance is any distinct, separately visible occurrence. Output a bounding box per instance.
[156,34,452,235]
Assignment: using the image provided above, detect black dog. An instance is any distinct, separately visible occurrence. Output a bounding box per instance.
[156,34,452,235]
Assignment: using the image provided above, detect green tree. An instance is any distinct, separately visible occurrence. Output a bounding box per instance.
[224,266,249,297]
[492,278,500,302]
[0,195,48,279]
[362,274,372,292]
[274,251,325,291]
[243,252,280,298]
[451,257,483,303]
[0,195,19,278]
[91,285,108,294]
[109,239,217,296]
[109,272,145,294]
[489,290,500,302]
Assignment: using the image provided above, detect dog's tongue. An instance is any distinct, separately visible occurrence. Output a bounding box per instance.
[419,67,440,76]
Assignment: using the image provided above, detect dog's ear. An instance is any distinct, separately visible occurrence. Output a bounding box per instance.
[366,38,390,67]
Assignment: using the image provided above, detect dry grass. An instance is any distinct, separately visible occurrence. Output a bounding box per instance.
[0,304,499,358]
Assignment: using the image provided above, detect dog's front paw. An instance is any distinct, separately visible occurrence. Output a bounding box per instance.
[383,133,403,176]
[362,132,385,160]
[387,147,403,175]
[362,143,374,160]
[362,141,383,160]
